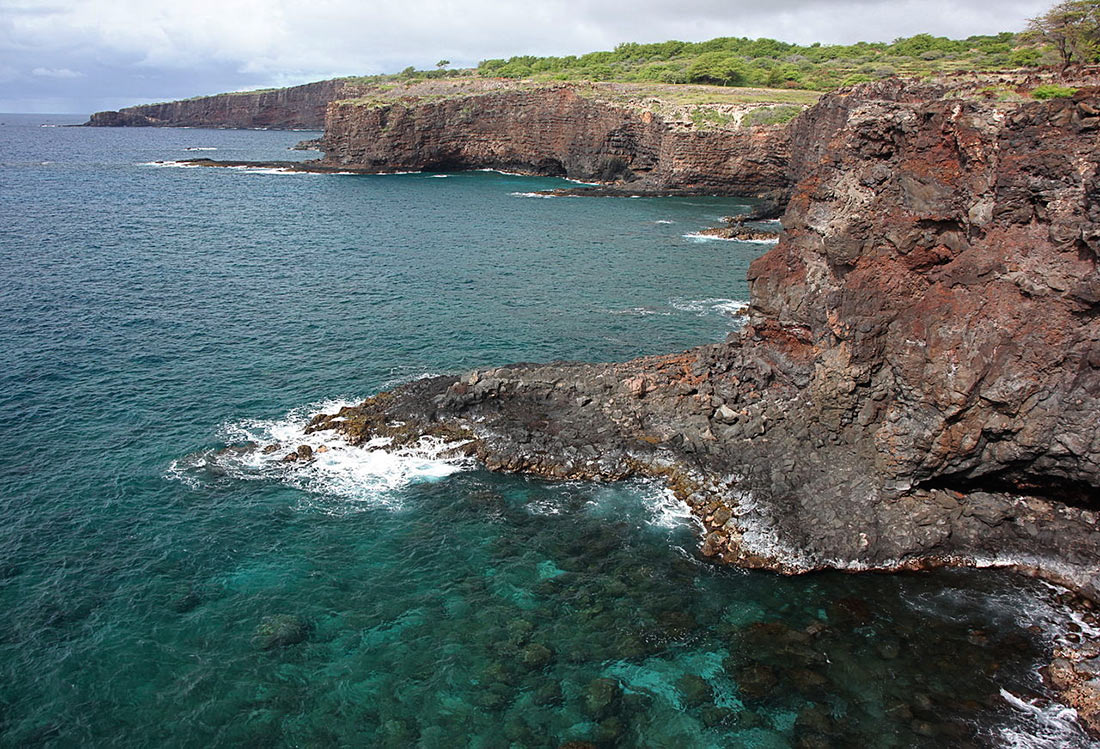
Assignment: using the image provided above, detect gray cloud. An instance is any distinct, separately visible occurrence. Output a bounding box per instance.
[0,0,1053,113]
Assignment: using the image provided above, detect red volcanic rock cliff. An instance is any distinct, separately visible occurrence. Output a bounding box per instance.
[320,84,792,195]
[85,79,360,129]
[761,77,1100,496]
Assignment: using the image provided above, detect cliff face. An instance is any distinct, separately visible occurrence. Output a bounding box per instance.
[303,78,1100,606]
[755,78,1100,499]
[321,85,791,195]
[85,79,357,129]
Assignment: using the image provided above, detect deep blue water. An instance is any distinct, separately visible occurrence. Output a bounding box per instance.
[0,113,1095,747]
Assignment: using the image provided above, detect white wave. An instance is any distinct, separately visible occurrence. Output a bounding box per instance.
[683,232,779,244]
[477,168,529,177]
[995,689,1092,749]
[430,174,449,178]
[379,371,442,390]
[644,486,700,530]
[655,220,676,225]
[607,306,672,317]
[137,160,201,168]
[167,399,472,508]
[510,191,555,199]
[184,147,217,151]
[377,170,422,175]
[670,298,749,317]
[226,165,319,175]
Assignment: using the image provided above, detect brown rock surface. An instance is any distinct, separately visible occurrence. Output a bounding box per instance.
[84,79,361,129]
[319,81,792,194]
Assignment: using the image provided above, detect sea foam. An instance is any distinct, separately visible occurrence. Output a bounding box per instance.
[670,298,749,317]
[167,399,472,509]
[683,232,779,244]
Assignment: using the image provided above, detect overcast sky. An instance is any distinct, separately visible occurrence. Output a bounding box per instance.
[1,0,1053,114]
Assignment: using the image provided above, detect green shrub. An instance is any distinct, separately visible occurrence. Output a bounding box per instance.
[741,104,803,127]
[1031,84,1078,99]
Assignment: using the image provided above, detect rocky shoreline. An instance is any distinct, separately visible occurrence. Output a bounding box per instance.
[230,74,1100,734]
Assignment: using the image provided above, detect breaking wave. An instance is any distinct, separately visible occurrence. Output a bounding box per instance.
[166,400,473,509]
[670,298,749,317]
[683,232,779,243]
[137,160,201,168]
[994,689,1092,749]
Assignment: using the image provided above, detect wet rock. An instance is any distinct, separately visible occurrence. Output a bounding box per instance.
[583,677,622,718]
[533,681,563,706]
[252,614,310,649]
[296,445,313,460]
[656,610,696,640]
[677,673,713,708]
[736,663,778,701]
[595,717,625,743]
[790,668,828,694]
[876,640,901,660]
[520,643,553,669]
[474,684,512,710]
[700,705,734,728]
[262,444,279,454]
[506,618,534,644]
[795,704,834,734]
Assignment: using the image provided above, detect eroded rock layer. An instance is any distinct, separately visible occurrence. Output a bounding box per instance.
[309,78,1100,605]
[85,79,359,129]
[320,84,791,195]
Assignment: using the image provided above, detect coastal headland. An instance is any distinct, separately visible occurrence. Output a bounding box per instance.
[100,70,1100,731]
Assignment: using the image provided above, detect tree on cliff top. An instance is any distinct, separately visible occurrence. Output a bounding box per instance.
[1027,0,1100,68]
[685,52,747,86]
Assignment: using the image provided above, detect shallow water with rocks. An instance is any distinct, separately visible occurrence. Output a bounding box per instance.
[0,114,1096,747]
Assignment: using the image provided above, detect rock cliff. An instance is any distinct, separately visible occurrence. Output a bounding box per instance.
[319,81,794,195]
[84,79,359,129]
[307,77,1100,605]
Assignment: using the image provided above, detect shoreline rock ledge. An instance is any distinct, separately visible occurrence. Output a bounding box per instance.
[307,76,1100,730]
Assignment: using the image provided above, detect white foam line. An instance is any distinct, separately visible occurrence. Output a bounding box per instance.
[510,192,555,199]
[683,232,779,243]
[669,298,749,317]
[997,689,1090,749]
[645,485,702,530]
[477,168,529,177]
[167,399,473,507]
[137,160,202,168]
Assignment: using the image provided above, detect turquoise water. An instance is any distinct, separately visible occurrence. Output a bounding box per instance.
[0,114,1094,747]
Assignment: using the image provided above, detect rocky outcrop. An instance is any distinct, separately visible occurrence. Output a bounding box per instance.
[308,77,1100,605]
[84,79,361,129]
[320,83,792,195]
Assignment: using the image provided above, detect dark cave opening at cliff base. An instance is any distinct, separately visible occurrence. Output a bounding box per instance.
[918,470,1099,511]
[420,157,568,178]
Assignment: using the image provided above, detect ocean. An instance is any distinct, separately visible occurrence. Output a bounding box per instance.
[0,113,1094,747]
